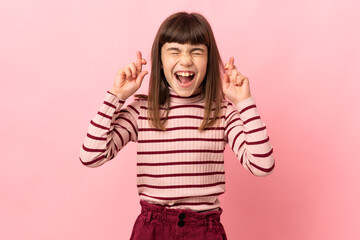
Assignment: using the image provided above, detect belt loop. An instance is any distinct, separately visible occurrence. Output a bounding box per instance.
[208,218,213,231]
[161,212,166,223]
[203,219,207,226]
[145,211,152,224]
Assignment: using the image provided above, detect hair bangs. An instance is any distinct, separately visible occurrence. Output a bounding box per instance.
[159,14,210,47]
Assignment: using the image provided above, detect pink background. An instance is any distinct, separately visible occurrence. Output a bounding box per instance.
[1,0,359,239]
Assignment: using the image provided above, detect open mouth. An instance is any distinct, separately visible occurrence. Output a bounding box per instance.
[174,71,195,87]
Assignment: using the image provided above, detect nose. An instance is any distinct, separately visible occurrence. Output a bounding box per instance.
[179,53,193,67]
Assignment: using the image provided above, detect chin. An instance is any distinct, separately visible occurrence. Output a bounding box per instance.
[174,87,195,97]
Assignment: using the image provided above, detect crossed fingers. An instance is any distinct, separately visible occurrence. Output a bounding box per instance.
[224,57,248,86]
[124,51,147,80]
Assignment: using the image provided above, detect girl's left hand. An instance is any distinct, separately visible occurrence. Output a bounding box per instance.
[222,57,252,104]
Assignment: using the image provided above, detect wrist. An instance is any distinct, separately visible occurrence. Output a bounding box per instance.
[233,95,252,105]
[109,89,127,100]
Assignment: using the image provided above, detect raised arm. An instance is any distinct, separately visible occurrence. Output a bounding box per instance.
[79,92,141,167]
[224,98,275,176]
[79,51,148,167]
[222,57,275,176]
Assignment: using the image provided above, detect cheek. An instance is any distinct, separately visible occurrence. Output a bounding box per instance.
[164,67,173,77]
[198,61,208,84]
[200,64,208,76]
[162,62,172,74]
[198,58,208,72]
[163,59,175,72]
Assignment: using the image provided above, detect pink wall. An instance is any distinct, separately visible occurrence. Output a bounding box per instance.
[1,0,359,239]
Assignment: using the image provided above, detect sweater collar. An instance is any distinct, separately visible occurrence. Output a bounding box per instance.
[168,86,205,104]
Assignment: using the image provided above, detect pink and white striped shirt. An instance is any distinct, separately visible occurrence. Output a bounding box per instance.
[80,87,275,211]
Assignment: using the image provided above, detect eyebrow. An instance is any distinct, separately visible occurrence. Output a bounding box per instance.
[166,47,205,52]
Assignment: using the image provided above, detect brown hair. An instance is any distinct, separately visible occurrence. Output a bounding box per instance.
[140,12,224,130]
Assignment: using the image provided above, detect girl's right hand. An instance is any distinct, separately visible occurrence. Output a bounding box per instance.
[110,51,148,100]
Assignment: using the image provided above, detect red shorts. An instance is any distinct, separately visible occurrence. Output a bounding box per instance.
[130,200,227,240]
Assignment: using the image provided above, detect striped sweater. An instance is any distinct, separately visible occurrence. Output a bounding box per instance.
[79,87,275,211]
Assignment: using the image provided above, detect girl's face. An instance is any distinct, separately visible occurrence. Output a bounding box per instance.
[161,42,208,97]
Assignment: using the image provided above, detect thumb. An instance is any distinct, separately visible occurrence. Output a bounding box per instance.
[136,70,148,86]
[241,78,250,87]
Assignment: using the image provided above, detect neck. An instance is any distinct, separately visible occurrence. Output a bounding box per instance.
[168,86,205,104]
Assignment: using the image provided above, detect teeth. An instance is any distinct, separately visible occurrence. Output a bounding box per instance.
[176,72,194,77]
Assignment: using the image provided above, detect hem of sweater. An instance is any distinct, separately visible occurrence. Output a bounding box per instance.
[139,196,221,212]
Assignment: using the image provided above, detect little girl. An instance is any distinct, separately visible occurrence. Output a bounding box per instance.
[80,11,275,240]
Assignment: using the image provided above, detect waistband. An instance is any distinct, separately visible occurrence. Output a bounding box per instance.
[139,200,223,227]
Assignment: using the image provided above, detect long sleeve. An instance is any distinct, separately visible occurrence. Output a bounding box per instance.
[79,91,140,168]
[224,97,275,176]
